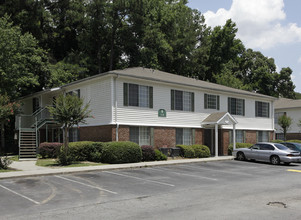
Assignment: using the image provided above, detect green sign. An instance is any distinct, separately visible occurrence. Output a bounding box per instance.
[158,109,166,117]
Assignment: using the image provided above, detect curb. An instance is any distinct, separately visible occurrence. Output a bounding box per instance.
[0,156,234,180]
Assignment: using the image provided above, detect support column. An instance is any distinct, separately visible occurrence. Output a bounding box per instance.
[215,123,218,157]
[233,124,236,150]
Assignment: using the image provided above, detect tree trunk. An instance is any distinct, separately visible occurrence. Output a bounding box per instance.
[0,122,5,154]
[64,126,69,155]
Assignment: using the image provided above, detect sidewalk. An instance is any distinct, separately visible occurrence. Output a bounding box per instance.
[0,156,234,179]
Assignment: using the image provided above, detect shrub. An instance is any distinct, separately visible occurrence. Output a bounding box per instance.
[176,145,195,158]
[0,156,12,169]
[191,145,210,158]
[68,141,105,162]
[271,139,284,143]
[155,149,167,161]
[141,145,156,161]
[101,141,142,164]
[57,147,73,165]
[228,143,253,155]
[287,140,301,143]
[39,142,62,158]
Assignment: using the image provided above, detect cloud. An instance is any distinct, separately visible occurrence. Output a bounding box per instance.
[298,57,301,63]
[203,0,301,50]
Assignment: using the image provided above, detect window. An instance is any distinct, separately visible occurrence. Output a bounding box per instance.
[255,101,269,118]
[204,94,220,110]
[275,133,284,140]
[257,131,269,142]
[124,83,153,108]
[67,89,80,98]
[228,97,245,116]
[32,97,40,113]
[69,128,79,142]
[130,127,151,146]
[274,112,285,124]
[230,130,245,143]
[171,90,194,112]
[176,128,193,145]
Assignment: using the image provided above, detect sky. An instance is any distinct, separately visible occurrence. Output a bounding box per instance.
[187,0,301,93]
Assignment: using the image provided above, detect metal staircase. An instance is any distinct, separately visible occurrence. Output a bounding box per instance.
[17,106,58,159]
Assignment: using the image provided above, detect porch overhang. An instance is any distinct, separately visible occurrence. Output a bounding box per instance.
[202,112,238,157]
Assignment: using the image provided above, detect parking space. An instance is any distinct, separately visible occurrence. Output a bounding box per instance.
[1,160,301,219]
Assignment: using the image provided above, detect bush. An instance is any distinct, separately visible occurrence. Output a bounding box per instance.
[176,145,195,158]
[141,145,156,161]
[228,143,253,155]
[155,149,167,161]
[68,141,104,162]
[287,140,301,143]
[101,141,142,164]
[271,139,284,143]
[191,145,210,158]
[57,147,73,165]
[39,142,62,159]
[0,156,12,169]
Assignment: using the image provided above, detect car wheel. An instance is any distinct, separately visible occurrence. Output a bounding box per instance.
[237,152,246,161]
[284,162,291,166]
[270,155,280,165]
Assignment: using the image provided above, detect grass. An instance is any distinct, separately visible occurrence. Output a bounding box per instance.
[36,159,105,167]
[0,169,16,172]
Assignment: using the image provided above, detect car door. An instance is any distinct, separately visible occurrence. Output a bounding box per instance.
[257,144,274,162]
[246,144,260,159]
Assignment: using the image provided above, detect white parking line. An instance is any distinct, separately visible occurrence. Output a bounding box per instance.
[0,184,40,205]
[147,167,218,181]
[176,164,254,176]
[103,171,175,187]
[54,175,117,194]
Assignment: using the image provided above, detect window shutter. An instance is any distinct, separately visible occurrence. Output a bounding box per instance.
[255,101,258,117]
[171,90,175,110]
[192,128,195,144]
[191,93,194,112]
[123,83,128,106]
[242,99,245,116]
[228,98,231,113]
[256,131,259,142]
[243,131,246,143]
[77,127,80,141]
[77,89,80,98]
[150,127,154,146]
[204,94,208,109]
[149,86,153,108]
[217,95,220,110]
[267,103,270,118]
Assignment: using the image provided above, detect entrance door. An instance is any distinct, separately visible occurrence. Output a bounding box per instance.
[204,129,215,156]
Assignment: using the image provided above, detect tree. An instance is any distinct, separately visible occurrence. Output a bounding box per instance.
[276,67,296,99]
[278,114,292,141]
[48,94,91,164]
[0,15,50,98]
[0,95,20,153]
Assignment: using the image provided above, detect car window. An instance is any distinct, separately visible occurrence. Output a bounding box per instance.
[260,144,274,150]
[274,144,289,150]
[286,143,298,151]
[293,143,301,151]
[251,145,260,150]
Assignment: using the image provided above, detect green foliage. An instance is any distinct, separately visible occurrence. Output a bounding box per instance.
[57,146,74,165]
[191,145,211,158]
[271,140,284,143]
[228,143,253,155]
[176,145,195,158]
[295,92,301,99]
[278,114,292,141]
[101,141,142,164]
[154,149,167,161]
[287,140,301,144]
[68,141,104,162]
[39,142,62,159]
[141,145,156,162]
[0,156,12,169]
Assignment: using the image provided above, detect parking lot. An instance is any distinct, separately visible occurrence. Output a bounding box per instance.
[1,160,301,219]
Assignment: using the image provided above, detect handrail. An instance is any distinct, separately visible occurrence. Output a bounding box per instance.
[18,105,53,117]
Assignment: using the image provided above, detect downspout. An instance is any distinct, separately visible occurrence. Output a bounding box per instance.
[114,74,119,141]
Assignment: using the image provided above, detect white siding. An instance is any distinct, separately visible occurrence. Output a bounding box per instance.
[116,77,274,130]
[275,108,301,133]
[65,76,113,126]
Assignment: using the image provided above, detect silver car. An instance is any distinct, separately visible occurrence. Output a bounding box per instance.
[232,142,301,165]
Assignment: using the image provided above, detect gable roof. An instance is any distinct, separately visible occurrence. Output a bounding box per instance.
[275,98,301,109]
[202,112,237,125]
[21,67,276,100]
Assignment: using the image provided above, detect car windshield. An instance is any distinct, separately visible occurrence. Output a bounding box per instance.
[274,144,289,150]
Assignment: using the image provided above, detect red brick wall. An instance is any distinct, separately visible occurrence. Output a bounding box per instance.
[195,128,203,145]
[269,131,274,141]
[245,130,257,144]
[286,133,301,140]
[112,126,130,141]
[222,130,230,155]
[79,125,113,142]
[154,127,176,148]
